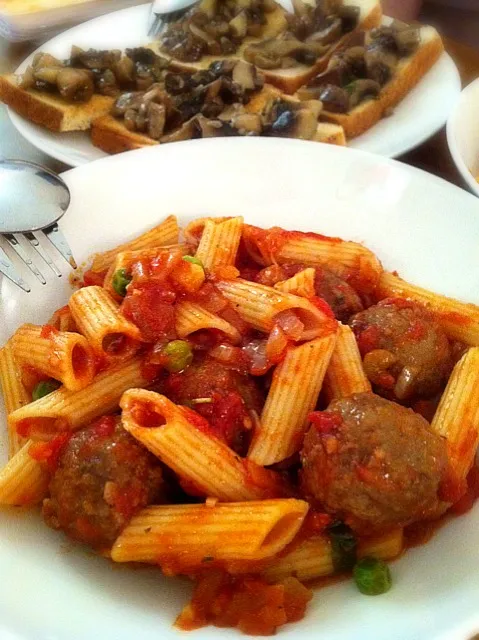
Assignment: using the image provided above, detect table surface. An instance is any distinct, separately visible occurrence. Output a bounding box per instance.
[1,35,479,184]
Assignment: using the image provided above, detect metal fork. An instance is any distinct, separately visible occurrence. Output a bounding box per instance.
[148,0,199,38]
[0,160,76,293]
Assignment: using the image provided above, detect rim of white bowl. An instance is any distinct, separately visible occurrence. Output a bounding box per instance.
[446,76,479,198]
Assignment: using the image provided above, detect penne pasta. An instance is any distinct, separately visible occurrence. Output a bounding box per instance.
[48,305,77,332]
[242,225,382,294]
[111,500,309,570]
[248,334,337,465]
[184,216,231,247]
[120,389,289,502]
[262,535,333,583]
[275,268,316,299]
[103,244,190,300]
[12,324,96,391]
[263,529,403,583]
[215,279,337,341]
[195,217,243,274]
[378,272,479,346]
[90,215,179,273]
[323,324,371,401]
[175,301,241,344]
[0,440,49,506]
[0,341,30,457]
[431,348,479,486]
[69,286,142,360]
[9,356,149,440]
[357,529,404,561]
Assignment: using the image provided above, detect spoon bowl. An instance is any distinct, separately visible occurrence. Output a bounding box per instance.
[0,160,71,233]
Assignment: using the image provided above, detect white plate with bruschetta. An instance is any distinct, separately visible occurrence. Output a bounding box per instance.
[4,1,461,166]
[1,137,479,640]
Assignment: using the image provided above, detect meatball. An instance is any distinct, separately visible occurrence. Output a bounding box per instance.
[255,263,363,322]
[349,298,452,400]
[164,355,264,455]
[43,416,164,549]
[300,393,447,534]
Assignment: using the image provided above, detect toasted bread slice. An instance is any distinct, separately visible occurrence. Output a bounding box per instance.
[91,112,345,153]
[91,84,345,154]
[319,26,444,139]
[149,5,288,73]
[256,0,382,94]
[90,115,158,154]
[0,73,114,132]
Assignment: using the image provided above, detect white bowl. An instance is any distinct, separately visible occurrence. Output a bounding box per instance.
[447,77,479,197]
[2,138,479,640]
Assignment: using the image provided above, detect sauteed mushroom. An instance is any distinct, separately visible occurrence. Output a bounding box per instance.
[347,78,381,108]
[57,68,94,102]
[317,83,350,112]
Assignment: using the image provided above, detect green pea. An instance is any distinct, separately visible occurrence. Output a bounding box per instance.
[163,340,193,373]
[182,255,204,268]
[112,268,132,297]
[32,380,61,401]
[353,557,392,596]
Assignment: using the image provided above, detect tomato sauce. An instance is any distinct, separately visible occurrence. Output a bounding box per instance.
[176,571,312,635]
[82,269,108,287]
[29,432,72,473]
[130,402,166,429]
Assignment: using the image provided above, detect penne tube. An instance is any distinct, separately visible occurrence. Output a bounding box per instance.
[275,268,316,299]
[323,324,371,401]
[9,356,148,440]
[215,279,337,341]
[48,305,77,332]
[12,324,96,391]
[195,217,243,274]
[357,529,404,561]
[431,348,479,485]
[242,225,382,294]
[0,341,30,457]
[184,216,231,247]
[69,286,142,360]
[0,440,49,506]
[378,272,479,346]
[175,301,241,344]
[90,215,179,273]
[263,529,403,583]
[111,500,309,570]
[120,389,289,502]
[248,334,337,465]
[262,535,333,583]
[103,244,190,300]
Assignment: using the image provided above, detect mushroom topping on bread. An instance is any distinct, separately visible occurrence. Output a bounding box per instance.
[299,20,421,113]
[160,0,280,62]
[243,0,360,70]
[16,46,169,103]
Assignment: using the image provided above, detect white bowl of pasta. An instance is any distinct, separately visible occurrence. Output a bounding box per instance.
[1,137,479,640]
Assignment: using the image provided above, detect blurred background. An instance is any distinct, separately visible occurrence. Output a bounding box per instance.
[384,0,479,49]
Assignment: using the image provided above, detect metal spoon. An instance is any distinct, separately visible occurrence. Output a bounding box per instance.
[0,160,76,293]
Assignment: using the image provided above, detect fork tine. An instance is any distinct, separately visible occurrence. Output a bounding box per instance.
[23,232,62,278]
[148,12,164,37]
[42,224,77,269]
[2,233,46,285]
[150,8,185,38]
[0,246,30,293]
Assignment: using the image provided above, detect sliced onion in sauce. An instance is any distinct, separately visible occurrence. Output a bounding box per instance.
[265,324,289,364]
[274,309,304,341]
[242,338,271,376]
[209,343,249,374]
